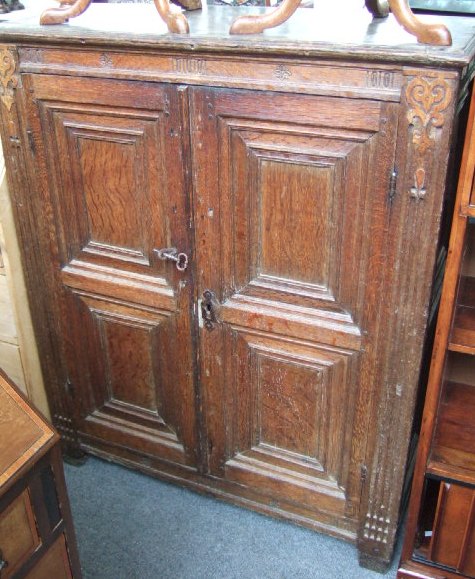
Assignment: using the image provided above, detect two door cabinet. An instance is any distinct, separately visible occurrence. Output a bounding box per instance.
[1,3,475,570]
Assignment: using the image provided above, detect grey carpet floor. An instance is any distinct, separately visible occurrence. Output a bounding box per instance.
[64,457,400,579]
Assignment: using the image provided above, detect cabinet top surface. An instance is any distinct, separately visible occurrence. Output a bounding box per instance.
[0,371,56,492]
[2,0,475,68]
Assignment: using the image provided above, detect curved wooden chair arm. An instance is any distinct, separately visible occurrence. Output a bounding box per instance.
[153,0,190,33]
[40,0,92,24]
[41,0,190,34]
[230,0,300,34]
[388,0,451,46]
[230,0,451,45]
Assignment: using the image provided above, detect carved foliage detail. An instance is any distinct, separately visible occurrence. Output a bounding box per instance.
[406,75,452,155]
[405,74,453,201]
[0,48,18,111]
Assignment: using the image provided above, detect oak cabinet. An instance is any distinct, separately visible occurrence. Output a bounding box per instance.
[1,3,474,571]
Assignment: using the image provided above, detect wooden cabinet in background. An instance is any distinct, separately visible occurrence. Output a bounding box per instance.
[398,71,475,579]
[0,370,81,578]
[1,3,474,570]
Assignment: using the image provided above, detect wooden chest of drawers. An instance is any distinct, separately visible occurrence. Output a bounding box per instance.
[0,370,81,578]
[1,2,475,570]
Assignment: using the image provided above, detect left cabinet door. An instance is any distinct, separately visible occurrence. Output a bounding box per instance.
[21,75,198,469]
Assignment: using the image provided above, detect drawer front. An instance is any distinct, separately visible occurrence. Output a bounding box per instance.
[0,490,40,578]
[25,534,72,579]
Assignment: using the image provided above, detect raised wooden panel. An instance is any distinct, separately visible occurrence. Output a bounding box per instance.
[79,135,145,255]
[101,318,158,413]
[258,354,322,456]
[45,107,162,268]
[64,287,187,463]
[212,113,383,330]
[259,159,333,286]
[223,330,359,517]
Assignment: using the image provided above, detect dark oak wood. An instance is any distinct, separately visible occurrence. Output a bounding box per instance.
[398,49,475,579]
[1,4,475,571]
[0,370,82,578]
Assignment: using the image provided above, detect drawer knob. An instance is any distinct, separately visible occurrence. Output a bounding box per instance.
[154,247,189,272]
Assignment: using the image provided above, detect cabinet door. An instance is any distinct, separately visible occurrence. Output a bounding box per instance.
[23,76,198,468]
[191,88,398,533]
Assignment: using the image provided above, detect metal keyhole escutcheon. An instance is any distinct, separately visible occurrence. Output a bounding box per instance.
[154,247,189,271]
[201,290,219,331]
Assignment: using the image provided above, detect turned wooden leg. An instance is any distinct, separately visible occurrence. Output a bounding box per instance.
[153,0,190,33]
[40,0,93,24]
[387,0,451,45]
[230,0,300,35]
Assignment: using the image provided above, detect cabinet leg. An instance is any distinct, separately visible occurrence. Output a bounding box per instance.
[229,0,300,34]
[358,551,392,573]
[62,444,88,466]
[387,0,452,45]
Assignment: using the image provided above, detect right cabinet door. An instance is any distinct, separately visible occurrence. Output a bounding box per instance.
[191,87,399,535]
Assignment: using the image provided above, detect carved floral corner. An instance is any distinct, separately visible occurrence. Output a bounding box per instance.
[0,47,19,111]
[405,74,453,201]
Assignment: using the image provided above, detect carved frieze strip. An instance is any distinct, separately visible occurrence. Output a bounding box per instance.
[404,71,455,202]
[18,47,403,101]
[0,46,19,111]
